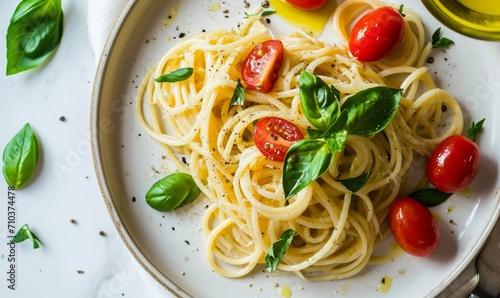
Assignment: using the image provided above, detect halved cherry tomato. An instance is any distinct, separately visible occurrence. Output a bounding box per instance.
[253,117,304,161]
[389,197,439,257]
[427,135,480,193]
[242,40,284,93]
[285,0,328,10]
[349,6,405,62]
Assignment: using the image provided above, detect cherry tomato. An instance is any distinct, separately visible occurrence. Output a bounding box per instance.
[389,197,439,257]
[427,135,480,193]
[242,40,284,93]
[253,117,304,161]
[348,6,405,62]
[285,0,328,10]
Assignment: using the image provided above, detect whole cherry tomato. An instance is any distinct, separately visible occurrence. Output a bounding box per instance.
[348,6,405,62]
[285,0,328,10]
[427,135,480,193]
[242,40,284,93]
[253,117,304,161]
[389,197,439,257]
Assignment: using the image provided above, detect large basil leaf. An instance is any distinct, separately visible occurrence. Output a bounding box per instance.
[299,71,340,131]
[145,172,201,211]
[341,86,402,136]
[2,123,39,189]
[283,139,333,200]
[265,229,296,272]
[6,0,64,75]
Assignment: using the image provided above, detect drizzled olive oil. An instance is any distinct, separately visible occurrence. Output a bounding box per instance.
[268,0,337,37]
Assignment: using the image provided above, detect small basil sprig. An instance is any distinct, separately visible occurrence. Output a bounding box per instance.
[6,0,64,75]
[244,10,276,19]
[467,118,485,142]
[409,188,452,207]
[145,172,201,211]
[431,27,454,49]
[230,79,245,106]
[155,67,194,83]
[2,123,39,189]
[340,171,371,193]
[12,224,42,249]
[265,229,296,272]
[283,71,401,199]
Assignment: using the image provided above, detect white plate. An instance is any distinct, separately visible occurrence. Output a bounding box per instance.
[91,0,500,297]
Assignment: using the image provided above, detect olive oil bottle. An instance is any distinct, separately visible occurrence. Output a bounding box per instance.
[422,0,500,40]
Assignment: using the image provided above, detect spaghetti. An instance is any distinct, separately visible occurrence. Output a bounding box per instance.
[137,0,463,281]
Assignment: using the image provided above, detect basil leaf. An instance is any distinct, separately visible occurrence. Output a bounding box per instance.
[2,123,39,189]
[339,171,371,193]
[12,224,42,249]
[467,118,485,142]
[283,139,333,200]
[431,28,454,49]
[155,67,194,83]
[341,86,402,136]
[299,71,340,131]
[306,128,325,139]
[409,188,453,207]
[230,79,245,106]
[261,10,276,17]
[323,110,349,152]
[265,229,296,272]
[145,172,201,211]
[6,0,64,75]
[325,130,348,153]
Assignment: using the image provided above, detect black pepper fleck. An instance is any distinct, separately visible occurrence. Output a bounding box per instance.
[70,219,76,224]
[261,1,270,8]
[185,240,190,245]
[59,116,66,122]
[132,197,136,202]
[77,270,85,274]
[99,231,106,236]
[427,57,434,64]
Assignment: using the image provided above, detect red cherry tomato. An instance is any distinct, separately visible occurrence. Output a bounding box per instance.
[389,197,439,257]
[348,6,405,62]
[253,117,304,161]
[242,40,284,93]
[427,135,480,193]
[285,0,328,10]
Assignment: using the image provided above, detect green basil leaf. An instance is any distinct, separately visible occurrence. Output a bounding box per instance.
[299,71,340,131]
[431,28,454,49]
[467,118,485,142]
[409,188,453,207]
[339,171,371,193]
[341,86,402,136]
[2,123,39,189]
[6,0,64,75]
[230,79,245,106]
[12,224,42,249]
[265,229,296,272]
[325,130,348,153]
[306,128,325,139]
[145,172,201,211]
[261,10,276,17]
[283,139,333,200]
[155,67,194,83]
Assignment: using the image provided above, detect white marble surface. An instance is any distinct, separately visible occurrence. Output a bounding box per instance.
[0,0,497,297]
[0,0,156,297]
